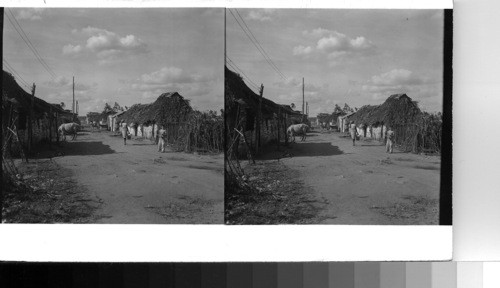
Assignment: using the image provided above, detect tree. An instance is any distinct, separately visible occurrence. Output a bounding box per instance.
[112,102,123,113]
[102,103,113,114]
[333,104,343,114]
[60,102,65,109]
[343,103,354,113]
[290,103,296,109]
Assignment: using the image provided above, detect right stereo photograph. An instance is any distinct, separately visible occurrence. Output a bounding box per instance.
[224,9,452,225]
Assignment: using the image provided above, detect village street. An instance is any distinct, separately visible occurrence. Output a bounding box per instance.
[49,129,224,224]
[259,130,440,225]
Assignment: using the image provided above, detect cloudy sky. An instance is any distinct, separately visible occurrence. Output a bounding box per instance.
[226,9,444,115]
[3,8,223,115]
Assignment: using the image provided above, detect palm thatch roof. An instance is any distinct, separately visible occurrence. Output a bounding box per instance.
[117,92,193,125]
[3,70,69,117]
[348,94,421,126]
[225,66,301,119]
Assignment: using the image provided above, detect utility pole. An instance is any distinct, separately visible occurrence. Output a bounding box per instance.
[302,77,305,115]
[72,76,75,114]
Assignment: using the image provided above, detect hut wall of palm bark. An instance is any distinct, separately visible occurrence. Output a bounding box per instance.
[2,71,72,157]
[225,66,303,159]
[117,92,222,153]
[347,94,441,153]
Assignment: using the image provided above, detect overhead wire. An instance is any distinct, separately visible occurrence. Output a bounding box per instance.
[225,62,260,94]
[5,9,57,80]
[7,8,57,79]
[225,56,260,91]
[233,9,287,80]
[228,8,287,81]
[3,59,31,90]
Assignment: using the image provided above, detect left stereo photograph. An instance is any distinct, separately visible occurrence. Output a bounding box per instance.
[1,8,224,224]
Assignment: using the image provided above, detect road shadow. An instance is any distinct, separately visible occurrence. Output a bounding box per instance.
[57,141,116,156]
[259,142,344,160]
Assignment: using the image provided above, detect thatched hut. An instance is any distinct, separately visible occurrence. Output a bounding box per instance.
[115,92,221,153]
[108,110,126,132]
[347,94,421,140]
[344,94,440,153]
[2,70,71,156]
[225,66,302,157]
[117,92,193,139]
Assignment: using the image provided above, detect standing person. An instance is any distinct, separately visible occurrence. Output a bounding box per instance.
[120,120,128,145]
[158,125,166,153]
[349,121,358,146]
[386,126,395,153]
[114,120,120,135]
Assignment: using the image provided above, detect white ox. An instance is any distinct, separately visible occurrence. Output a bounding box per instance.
[58,122,80,141]
[287,123,309,142]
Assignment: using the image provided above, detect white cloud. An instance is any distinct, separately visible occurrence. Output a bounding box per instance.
[45,76,70,87]
[293,45,313,56]
[63,44,83,55]
[362,69,441,106]
[371,69,424,86]
[139,67,211,86]
[44,76,97,92]
[303,28,331,38]
[294,28,374,62]
[246,9,275,22]
[128,67,218,104]
[316,31,374,54]
[16,8,45,21]
[62,26,148,63]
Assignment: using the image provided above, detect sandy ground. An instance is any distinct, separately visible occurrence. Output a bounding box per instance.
[44,128,223,224]
[258,129,440,225]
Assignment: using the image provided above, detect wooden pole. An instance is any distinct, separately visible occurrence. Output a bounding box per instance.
[302,77,305,115]
[72,76,75,114]
[257,84,264,153]
[28,83,36,153]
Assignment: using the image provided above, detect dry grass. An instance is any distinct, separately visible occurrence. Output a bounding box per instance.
[225,161,322,224]
[413,164,440,171]
[146,195,216,224]
[2,159,100,223]
[370,195,438,225]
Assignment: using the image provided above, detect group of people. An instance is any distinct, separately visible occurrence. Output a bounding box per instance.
[118,120,167,153]
[348,121,395,153]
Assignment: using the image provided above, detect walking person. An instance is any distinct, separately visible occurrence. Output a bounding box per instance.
[120,120,128,145]
[158,125,167,153]
[386,126,395,153]
[349,121,358,146]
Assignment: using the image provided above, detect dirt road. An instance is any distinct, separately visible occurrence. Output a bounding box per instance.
[259,130,440,225]
[49,129,223,224]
